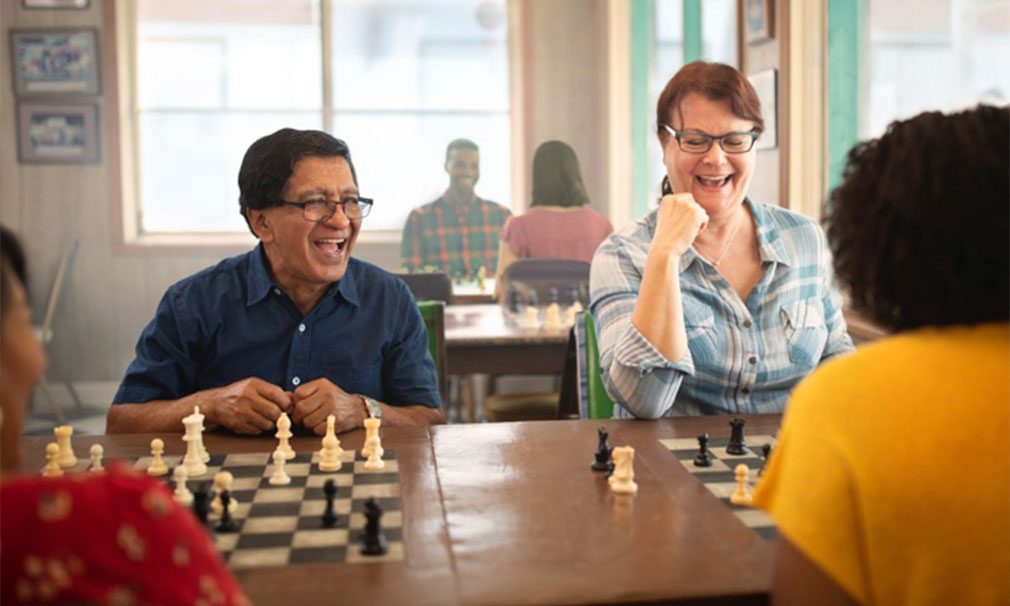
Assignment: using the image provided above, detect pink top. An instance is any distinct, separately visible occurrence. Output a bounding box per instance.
[501,207,613,262]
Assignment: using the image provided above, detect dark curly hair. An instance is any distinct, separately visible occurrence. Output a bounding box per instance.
[826,104,1009,331]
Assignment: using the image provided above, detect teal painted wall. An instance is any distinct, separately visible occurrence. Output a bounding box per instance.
[631,0,654,218]
[827,0,866,195]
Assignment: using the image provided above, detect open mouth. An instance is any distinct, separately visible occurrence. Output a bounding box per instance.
[313,237,348,257]
[695,175,732,189]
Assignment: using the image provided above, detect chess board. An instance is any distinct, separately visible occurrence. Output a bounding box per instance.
[660,435,777,541]
[77,449,404,570]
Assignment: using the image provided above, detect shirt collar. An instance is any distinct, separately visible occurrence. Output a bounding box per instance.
[443,189,477,209]
[671,198,791,274]
[245,243,361,307]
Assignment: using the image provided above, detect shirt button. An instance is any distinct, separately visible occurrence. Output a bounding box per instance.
[743,320,752,328]
[298,324,306,333]
[292,377,301,386]
[741,387,750,395]
[748,355,758,365]
[273,288,282,296]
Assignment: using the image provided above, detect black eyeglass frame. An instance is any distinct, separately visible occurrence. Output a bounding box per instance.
[278,197,374,221]
[662,124,760,154]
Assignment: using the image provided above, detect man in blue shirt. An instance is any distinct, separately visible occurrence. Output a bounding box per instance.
[108,129,444,435]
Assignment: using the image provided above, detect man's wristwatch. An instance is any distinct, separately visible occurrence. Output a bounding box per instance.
[360,395,382,419]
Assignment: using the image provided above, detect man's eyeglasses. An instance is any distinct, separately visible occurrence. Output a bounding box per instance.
[279,197,374,221]
[663,125,759,154]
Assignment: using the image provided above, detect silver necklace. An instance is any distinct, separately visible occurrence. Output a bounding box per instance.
[697,215,743,268]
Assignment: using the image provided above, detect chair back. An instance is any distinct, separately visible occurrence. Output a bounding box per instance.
[574,310,614,419]
[396,272,453,303]
[416,301,448,404]
[496,258,590,306]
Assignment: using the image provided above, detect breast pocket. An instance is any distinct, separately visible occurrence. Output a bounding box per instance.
[321,359,383,397]
[781,298,828,370]
[683,300,718,365]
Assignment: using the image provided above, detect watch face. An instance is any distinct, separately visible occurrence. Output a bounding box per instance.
[366,397,382,418]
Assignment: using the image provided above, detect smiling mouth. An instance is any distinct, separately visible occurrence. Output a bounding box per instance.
[696,175,732,189]
[313,237,348,257]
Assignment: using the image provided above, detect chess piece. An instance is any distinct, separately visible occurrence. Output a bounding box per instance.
[477,266,487,293]
[173,465,193,506]
[211,471,237,515]
[269,448,292,485]
[360,497,388,556]
[318,415,343,472]
[148,438,169,476]
[565,299,583,326]
[182,413,207,476]
[42,443,63,477]
[275,412,296,460]
[53,425,77,468]
[507,288,523,314]
[729,463,753,506]
[88,444,104,473]
[363,418,385,470]
[520,304,540,330]
[192,483,211,528]
[216,490,238,533]
[608,446,638,495]
[693,433,712,467]
[189,406,210,463]
[591,426,614,472]
[544,301,562,330]
[759,443,772,476]
[321,479,338,528]
[726,418,747,455]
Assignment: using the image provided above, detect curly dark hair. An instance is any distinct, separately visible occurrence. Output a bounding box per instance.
[826,104,1009,331]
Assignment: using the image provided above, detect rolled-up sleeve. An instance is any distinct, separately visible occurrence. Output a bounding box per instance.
[590,229,694,419]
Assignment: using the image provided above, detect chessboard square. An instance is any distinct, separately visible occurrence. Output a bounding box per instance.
[288,546,348,565]
[706,482,741,499]
[223,453,271,467]
[231,477,261,491]
[305,474,352,489]
[733,507,776,528]
[257,476,308,489]
[231,502,253,519]
[228,548,290,570]
[242,516,299,534]
[290,452,314,464]
[262,463,311,478]
[207,455,227,466]
[296,514,349,531]
[236,532,293,550]
[345,541,404,563]
[292,528,349,548]
[350,497,400,513]
[353,449,396,462]
[228,466,267,479]
[349,511,402,529]
[350,484,399,499]
[679,458,731,473]
[215,533,240,553]
[252,487,305,503]
[187,467,218,482]
[352,460,399,474]
[249,502,301,517]
[660,438,699,451]
[668,448,699,461]
[300,498,351,517]
[304,485,352,501]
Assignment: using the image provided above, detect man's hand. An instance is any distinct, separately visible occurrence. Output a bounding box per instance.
[207,377,292,435]
[650,192,709,258]
[290,378,366,435]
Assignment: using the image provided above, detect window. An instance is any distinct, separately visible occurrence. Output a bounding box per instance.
[128,0,509,236]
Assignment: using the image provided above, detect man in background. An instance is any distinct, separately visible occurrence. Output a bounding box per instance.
[400,138,511,277]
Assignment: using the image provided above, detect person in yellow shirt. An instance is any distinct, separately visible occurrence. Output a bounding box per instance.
[753,104,1009,605]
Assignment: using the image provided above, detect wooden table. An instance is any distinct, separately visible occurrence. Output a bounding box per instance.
[20,415,779,605]
[445,304,569,375]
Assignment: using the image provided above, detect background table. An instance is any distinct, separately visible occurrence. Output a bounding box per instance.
[19,415,780,605]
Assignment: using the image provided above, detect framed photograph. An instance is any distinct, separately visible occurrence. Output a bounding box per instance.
[17,102,99,164]
[10,29,100,95]
[22,0,90,7]
[748,69,777,150]
[745,0,774,43]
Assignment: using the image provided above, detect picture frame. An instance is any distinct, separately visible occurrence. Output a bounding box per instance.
[10,29,100,95]
[17,102,100,164]
[22,0,90,8]
[748,68,777,150]
[745,0,774,43]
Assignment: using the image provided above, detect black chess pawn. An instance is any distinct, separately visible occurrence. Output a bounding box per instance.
[507,287,522,313]
[726,418,747,455]
[192,483,211,528]
[216,489,238,533]
[321,479,338,528]
[566,284,581,306]
[693,433,713,467]
[526,289,538,307]
[759,443,773,476]
[360,497,388,556]
[590,426,614,472]
[548,287,560,305]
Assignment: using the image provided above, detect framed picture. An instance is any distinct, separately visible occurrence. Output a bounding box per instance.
[22,0,90,7]
[748,68,777,150]
[745,0,774,43]
[17,102,100,164]
[10,29,100,95]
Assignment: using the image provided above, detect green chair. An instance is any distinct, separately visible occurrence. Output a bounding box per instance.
[581,311,614,419]
[416,301,448,405]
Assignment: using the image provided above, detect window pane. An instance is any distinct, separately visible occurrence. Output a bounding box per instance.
[332,112,510,231]
[651,0,684,199]
[702,0,737,67]
[139,112,322,233]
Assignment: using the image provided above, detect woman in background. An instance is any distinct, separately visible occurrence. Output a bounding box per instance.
[0,226,248,605]
[495,140,613,285]
[754,105,1009,605]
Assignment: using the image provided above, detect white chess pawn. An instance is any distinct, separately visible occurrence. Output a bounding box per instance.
[729,463,754,506]
[318,415,343,472]
[609,446,638,495]
[275,413,295,460]
[362,418,385,470]
[54,425,77,468]
[544,302,562,330]
[173,466,193,506]
[42,443,63,477]
[211,471,237,515]
[565,300,583,326]
[148,438,169,476]
[269,448,292,485]
[88,444,104,473]
[520,305,540,330]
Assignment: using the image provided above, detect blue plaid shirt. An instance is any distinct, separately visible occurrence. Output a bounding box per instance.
[590,199,854,417]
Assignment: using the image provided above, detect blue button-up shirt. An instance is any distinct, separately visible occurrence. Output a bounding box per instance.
[114,245,440,415]
[590,199,854,417]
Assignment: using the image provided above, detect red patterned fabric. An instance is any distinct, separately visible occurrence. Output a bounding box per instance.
[1,463,248,606]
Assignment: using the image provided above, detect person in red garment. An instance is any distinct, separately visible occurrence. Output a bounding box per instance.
[0,226,249,606]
